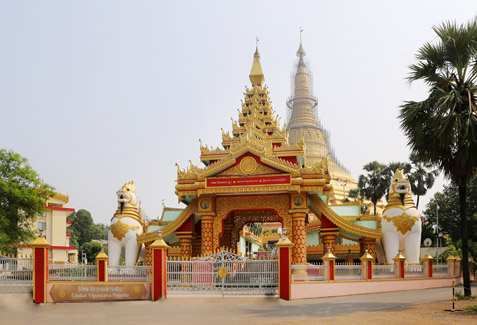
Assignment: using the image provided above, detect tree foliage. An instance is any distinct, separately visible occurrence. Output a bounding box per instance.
[0,149,54,253]
[408,153,439,208]
[358,161,388,215]
[399,19,477,295]
[68,209,108,249]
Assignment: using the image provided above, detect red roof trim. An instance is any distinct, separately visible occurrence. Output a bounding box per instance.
[43,206,75,212]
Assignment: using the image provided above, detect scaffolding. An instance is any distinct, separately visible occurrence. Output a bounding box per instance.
[285,54,350,174]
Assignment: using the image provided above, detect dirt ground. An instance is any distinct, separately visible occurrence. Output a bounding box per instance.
[272,300,477,325]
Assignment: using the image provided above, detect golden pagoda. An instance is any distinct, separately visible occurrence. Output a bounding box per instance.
[286,37,357,204]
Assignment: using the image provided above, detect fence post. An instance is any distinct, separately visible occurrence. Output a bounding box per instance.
[360,249,373,280]
[322,247,336,281]
[454,256,461,278]
[446,255,456,277]
[31,236,50,304]
[96,251,109,282]
[393,251,406,279]
[151,235,169,301]
[276,236,293,300]
[422,253,433,278]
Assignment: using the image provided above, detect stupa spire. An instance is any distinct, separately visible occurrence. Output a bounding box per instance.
[249,37,265,87]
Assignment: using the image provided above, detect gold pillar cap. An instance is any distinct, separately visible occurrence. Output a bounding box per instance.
[360,250,374,261]
[454,256,461,261]
[276,237,293,247]
[322,248,336,260]
[95,251,109,260]
[446,255,456,262]
[30,236,51,248]
[393,252,406,262]
[150,238,169,249]
[422,253,434,261]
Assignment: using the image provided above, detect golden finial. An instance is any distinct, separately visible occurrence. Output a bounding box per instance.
[254,37,260,57]
[297,27,306,57]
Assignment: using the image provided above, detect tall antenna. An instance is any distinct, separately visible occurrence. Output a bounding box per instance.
[300,27,303,43]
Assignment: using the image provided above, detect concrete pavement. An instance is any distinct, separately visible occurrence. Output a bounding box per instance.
[1,285,473,325]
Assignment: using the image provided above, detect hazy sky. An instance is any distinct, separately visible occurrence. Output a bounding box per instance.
[1,1,476,225]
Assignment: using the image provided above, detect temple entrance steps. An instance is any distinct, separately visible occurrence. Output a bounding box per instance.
[167,250,278,296]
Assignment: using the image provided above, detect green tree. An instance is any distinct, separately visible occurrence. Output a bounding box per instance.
[0,149,54,253]
[358,161,388,215]
[408,153,439,208]
[399,19,477,295]
[422,176,477,244]
[68,209,94,247]
[348,188,369,215]
[82,241,103,264]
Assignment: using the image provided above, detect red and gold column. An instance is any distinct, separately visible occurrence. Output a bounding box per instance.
[31,236,50,304]
[360,250,374,280]
[359,237,377,258]
[320,229,338,255]
[276,236,293,300]
[177,232,193,261]
[201,215,214,256]
[151,237,169,301]
[95,251,109,282]
[291,212,307,265]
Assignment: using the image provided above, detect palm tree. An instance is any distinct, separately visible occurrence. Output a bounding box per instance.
[358,161,388,215]
[399,19,477,296]
[408,153,439,208]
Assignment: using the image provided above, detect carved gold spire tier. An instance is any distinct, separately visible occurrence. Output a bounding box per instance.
[175,46,335,203]
[286,39,357,204]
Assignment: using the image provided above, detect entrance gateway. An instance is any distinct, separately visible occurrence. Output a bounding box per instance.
[167,250,278,296]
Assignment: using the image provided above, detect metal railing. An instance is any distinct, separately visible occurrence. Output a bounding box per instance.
[335,263,361,280]
[0,257,33,293]
[432,264,450,277]
[167,258,278,295]
[372,265,395,279]
[48,264,97,281]
[292,263,325,281]
[108,266,151,282]
[404,265,425,278]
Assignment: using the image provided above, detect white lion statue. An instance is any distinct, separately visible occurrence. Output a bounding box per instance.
[108,181,145,266]
[382,169,421,264]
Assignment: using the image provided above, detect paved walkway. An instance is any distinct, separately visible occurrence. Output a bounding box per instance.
[1,285,473,325]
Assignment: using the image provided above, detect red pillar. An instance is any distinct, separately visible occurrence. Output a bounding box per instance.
[393,251,406,279]
[96,251,109,282]
[322,248,336,281]
[276,237,293,300]
[447,255,456,277]
[31,236,50,304]
[151,237,169,301]
[360,250,374,280]
[422,253,433,278]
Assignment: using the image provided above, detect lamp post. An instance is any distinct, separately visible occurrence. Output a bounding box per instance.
[436,204,440,265]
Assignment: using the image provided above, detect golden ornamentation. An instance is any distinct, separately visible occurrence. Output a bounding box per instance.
[109,220,140,241]
[382,212,420,235]
[218,160,281,176]
[292,212,307,264]
[214,195,292,252]
[218,267,228,279]
[309,194,381,239]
